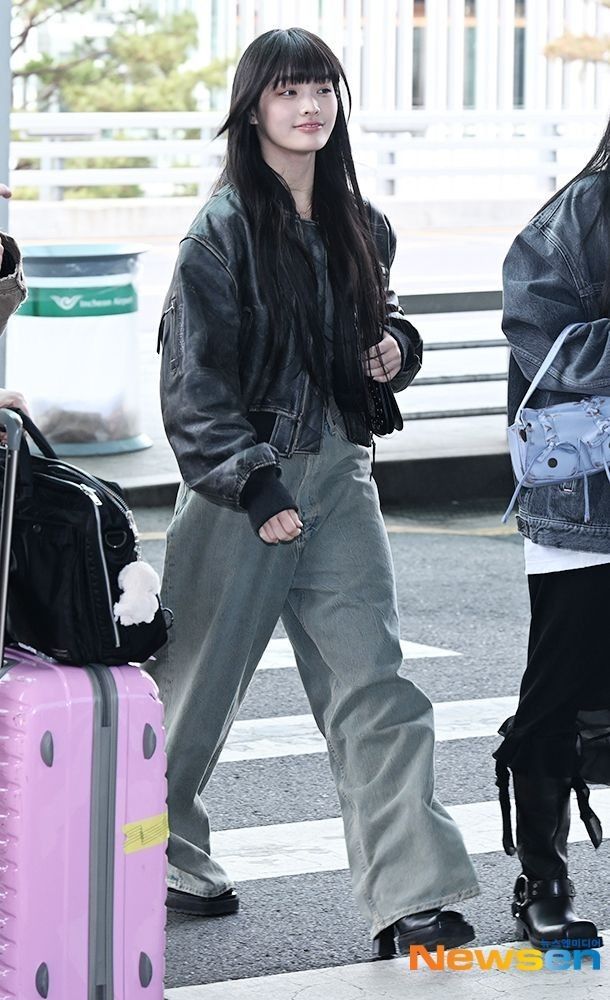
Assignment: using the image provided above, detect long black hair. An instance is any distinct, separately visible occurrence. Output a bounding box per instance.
[537,116,610,315]
[214,27,386,417]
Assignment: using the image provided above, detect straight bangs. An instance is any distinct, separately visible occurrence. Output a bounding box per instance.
[255,28,347,109]
[270,42,339,89]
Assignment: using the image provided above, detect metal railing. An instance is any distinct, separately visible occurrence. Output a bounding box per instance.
[9,111,607,200]
[398,289,506,421]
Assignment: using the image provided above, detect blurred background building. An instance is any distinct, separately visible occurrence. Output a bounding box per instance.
[11,1,610,115]
[5,1,610,228]
[3,1,610,476]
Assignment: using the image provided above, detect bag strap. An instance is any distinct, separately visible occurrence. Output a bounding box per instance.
[516,323,581,419]
[10,408,58,460]
[0,409,23,672]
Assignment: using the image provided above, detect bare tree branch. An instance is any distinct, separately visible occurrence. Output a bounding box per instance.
[11,1,97,56]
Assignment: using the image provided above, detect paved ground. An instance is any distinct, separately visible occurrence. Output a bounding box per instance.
[133,500,610,998]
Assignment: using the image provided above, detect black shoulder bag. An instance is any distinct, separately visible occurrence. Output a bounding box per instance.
[0,409,171,666]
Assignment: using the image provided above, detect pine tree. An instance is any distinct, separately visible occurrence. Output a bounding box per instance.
[10,1,233,198]
[11,1,231,112]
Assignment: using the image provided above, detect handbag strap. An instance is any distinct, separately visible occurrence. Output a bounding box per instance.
[0,409,23,673]
[10,408,58,460]
[516,323,581,419]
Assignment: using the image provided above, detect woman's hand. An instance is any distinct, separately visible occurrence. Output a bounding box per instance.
[259,508,303,544]
[364,332,402,381]
[0,390,29,415]
[0,390,30,444]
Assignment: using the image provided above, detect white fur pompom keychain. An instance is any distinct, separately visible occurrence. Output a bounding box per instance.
[113,561,161,626]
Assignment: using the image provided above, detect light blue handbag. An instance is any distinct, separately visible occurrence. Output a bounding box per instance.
[503,324,610,523]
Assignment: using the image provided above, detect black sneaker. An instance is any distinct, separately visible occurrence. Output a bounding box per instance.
[166,886,239,916]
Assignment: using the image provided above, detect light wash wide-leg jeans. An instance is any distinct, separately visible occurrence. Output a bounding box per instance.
[149,410,479,937]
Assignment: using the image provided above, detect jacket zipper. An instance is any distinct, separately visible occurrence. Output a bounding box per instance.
[37,474,121,649]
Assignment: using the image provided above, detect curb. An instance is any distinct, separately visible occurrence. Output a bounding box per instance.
[373,453,513,506]
[122,453,514,509]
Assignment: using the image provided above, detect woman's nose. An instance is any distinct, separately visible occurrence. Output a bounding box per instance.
[301,98,320,115]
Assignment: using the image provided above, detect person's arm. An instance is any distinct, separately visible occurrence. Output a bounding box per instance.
[159,235,298,536]
[503,229,610,394]
[365,209,423,389]
[0,186,27,337]
[0,233,27,337]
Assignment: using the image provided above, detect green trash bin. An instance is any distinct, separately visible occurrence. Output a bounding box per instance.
[7,243,152,455]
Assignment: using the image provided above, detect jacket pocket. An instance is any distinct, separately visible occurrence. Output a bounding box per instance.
[157,296,183,373]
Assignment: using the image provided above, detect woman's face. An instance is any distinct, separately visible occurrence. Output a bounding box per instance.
[252,79,338,165]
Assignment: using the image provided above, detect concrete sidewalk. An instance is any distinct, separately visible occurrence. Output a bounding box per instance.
[70,374,512,510]
[15,230,514,509]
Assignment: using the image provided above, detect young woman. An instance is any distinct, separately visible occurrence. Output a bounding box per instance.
[494,118,610,951]
[151,28,478,957]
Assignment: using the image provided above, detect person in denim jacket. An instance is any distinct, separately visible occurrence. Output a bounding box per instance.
[150,28,479,958]
[493,120,610,951]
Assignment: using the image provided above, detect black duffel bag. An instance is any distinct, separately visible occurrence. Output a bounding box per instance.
[0,409,171,666]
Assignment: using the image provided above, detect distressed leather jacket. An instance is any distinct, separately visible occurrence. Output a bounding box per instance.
[503,172,610,551]
[158,185,422,528]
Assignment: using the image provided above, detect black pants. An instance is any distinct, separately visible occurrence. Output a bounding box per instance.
[495,562,610,777]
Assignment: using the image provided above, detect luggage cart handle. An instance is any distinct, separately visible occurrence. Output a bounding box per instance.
[0,409,23,667]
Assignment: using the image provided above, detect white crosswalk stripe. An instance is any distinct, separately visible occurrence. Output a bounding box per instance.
[220,695,517,762]
[209,790,610,883]
[257,637,461,670]
[165,935,609,999]
[166,640,607,998]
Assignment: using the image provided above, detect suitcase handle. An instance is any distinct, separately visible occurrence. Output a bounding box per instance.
[0,409,23,667]
[0,407,24,453]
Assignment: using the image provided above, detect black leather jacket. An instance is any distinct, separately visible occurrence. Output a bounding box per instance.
[158,185,422,527]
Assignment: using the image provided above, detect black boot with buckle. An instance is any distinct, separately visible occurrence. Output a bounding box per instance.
[496,758,603,952]
[372,908,475,960]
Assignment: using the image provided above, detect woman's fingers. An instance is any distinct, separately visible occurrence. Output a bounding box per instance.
[259,522,278,544]
[367,357,400,380]
[258,508,303,544]
[0,390,30,415]
[0,391,30,445]
[365,335,402,381]
[277,509,302,536]
[369,364,400,381]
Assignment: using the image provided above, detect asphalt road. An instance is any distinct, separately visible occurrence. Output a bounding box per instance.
[134,499,610,992]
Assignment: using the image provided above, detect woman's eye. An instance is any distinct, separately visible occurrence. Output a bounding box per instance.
[279,89,296,96]
[318,87,332,94]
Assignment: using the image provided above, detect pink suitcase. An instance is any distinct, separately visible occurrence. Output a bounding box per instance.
[0,409,168,999]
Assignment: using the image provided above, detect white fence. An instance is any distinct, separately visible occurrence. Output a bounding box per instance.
[9,109,609,202]
[182,0,610,114]
[13,0,610,118]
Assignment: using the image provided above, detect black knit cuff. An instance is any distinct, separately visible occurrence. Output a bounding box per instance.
[0,247,15,279]
[239,465,298,534]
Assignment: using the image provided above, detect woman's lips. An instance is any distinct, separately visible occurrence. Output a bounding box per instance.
[295,123,324,130]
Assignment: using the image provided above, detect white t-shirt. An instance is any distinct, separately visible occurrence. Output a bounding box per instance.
[524,538,610,575]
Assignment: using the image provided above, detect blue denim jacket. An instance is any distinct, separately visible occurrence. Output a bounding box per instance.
[503,172,610,551]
